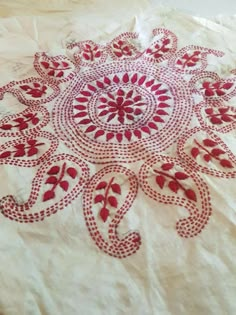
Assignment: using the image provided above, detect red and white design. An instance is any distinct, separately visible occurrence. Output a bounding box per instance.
[0,77,60,106]
[83,165,141,258]
[67,40,107,66]
[168,45,224,74]
[195,102,236,133]
[177,127,236,178]
[0,106,50,137]
[34,52,76,83]
[108,32,141,60]
[0,27,234,258]
[190,71,236,105]
[143,28,177,63]
[54,62,193,163]
[0,154,89,223]
[0,132,58,167]
[139,156,212,238]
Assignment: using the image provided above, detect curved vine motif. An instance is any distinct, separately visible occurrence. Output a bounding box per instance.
[0,77,60,106]
[0,154,89,222]
[0,131,59,167]
[195,101,236,133]
[139,155,212,238]
[177,127,236,178]
[34,52,76,83]
[168,45,224,74]
[83,165,141,258]
[0,105,50,137]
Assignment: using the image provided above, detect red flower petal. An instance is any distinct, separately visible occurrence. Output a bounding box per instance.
[94,130,105,139]
[106,133,114,141]
[124,130,132,141]
[211,148,225,156]
[113,75,120,83]
[131,73,138,84]
[153,116,165,123]
[141,126,150,134]
[134,129,142,139]
[138,75,146,86]
[0,124,12,130]
[116,133,123,143]
[123,73,129,83]
[148,122,158,130]
[85,125,97,133]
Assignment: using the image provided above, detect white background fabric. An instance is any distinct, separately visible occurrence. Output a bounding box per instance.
[0,2,235,315]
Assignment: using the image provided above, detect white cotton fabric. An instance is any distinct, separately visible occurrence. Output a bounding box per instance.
[0,2,235,315]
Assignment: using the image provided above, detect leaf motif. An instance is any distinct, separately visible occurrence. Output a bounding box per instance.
[94,194,104,203]
[59,180,69,192]
[219,107,229,114]
[205,108,214,115]
[161,163,174,171]
[96,181,107,190]
[108,196,118,208]
[168,181,179,193]
[111,183,121,194]
[185,189,197,202]
[220,159,233,168]
[43,190,55,202]
[203,154,211,162]
[14,149,25,157]
[47,166,60,175]
[40,61,49,69]
[19,122,28,130]
[203,139,217,147]
[27,147,38,157]
[45,176,57,184]
[0,151,11,158]
[191,147,200,159]
[210,117,222,124]
[221,115,232,122]
[67,167,77,179]
[211,148,225,157]
[0,124,12,130]
[27,139,37,146]
[100,207,109,222]
[156,175,165,189]
[175,172,189,180]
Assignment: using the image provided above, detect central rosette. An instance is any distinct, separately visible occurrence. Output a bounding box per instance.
[97,87,147,125]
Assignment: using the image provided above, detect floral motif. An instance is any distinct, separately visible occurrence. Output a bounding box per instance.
[0,27,235,259]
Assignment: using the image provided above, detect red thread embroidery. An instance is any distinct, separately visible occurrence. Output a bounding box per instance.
[0,27,234,259]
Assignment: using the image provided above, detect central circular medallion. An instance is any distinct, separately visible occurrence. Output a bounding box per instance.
[53,61,193,163]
